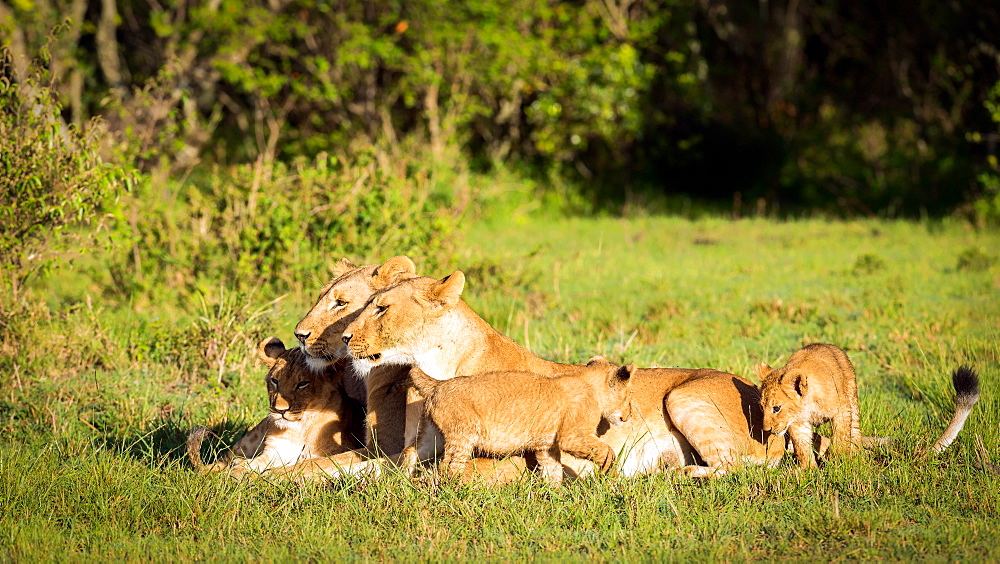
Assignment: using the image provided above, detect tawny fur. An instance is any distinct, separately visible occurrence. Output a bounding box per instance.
[756,343,862,468]
[292,256,416,456]
[402,361,635,485]
[265,258,531,484]
[340,271,789,479]
[186,337,364,474]
[757,345,982,468]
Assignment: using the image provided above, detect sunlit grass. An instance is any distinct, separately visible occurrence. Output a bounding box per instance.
[1,216,998,559]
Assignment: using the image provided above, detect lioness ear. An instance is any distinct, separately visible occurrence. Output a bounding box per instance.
[586,355,610,366]
[430,271,465,306]
[258,337,287,367]
[332,258,358,279]
[372,256,417,289]
[754,362,772,380]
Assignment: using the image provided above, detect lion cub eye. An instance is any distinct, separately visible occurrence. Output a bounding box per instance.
[295,381,311,390]
[268,377,279,387]
[772,406,782,413]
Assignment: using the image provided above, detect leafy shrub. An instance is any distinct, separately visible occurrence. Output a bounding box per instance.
[0,50,134,305]
[972,81,1000,226]
[955,247,996,272]
[103,152,462,307]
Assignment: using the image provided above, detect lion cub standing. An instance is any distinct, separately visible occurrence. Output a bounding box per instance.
[403,359,636,485]
[187,337,365,474]
[756,343,862,468]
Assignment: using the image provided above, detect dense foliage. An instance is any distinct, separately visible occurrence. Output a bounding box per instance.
[0,51,134,304]
[2,0,998,215]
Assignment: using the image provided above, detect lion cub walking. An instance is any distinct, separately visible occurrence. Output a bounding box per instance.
[403,359,635,485]
[187,337,365,474]
[756,343,862,468]
[757,343,981,468]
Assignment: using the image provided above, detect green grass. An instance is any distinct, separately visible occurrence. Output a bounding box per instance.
[2,216,998,560]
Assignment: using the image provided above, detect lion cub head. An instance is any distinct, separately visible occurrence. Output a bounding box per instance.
[342,271,467,375]
[755,361,807,437]
[582,356,635,425]
[293,256,417,365]
[259,336,349,427]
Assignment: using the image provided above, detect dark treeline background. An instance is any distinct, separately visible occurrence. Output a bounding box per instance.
[3,0,999,216]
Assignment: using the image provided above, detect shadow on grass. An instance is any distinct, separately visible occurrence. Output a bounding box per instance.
[98,417,253,470]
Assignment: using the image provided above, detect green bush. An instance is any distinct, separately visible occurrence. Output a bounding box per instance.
[103,152,461,308]
[0,50,134,305]
[972,81,1000,226]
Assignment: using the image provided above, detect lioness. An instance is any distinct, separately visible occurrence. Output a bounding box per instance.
[291,255,417,456]
[187,337,365,473]
[341,271,981,478]
[758,344,981,467]
[342,272,785,477]
[403,360,636,485]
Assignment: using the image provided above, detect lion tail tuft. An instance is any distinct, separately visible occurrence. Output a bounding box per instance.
[932,366,981,453]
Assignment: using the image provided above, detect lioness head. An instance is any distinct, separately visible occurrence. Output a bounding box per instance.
[756,362,809,436]
[293,256,417,365]
[585,357,636,426]
[258,336,346,427]
[341,271,466,375]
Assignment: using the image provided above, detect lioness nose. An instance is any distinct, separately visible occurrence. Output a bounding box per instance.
[342,333,352,344]
[294,331,310,344]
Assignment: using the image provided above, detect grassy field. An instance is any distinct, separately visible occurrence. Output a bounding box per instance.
[2,215,998,560]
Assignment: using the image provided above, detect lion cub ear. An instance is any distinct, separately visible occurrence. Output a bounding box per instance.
[586,355,610,366]
[754,362,772,380]
[429,271,466,307]
[372,256,417,289]
[789,372,808,396]
[258,337,287,367]
[616,363,636,382]
[332,258,358,279]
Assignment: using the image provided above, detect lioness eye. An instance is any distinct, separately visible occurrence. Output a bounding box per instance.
[335,298,348,307]
[772,406,781,413]
[268,378,279,387]
[295,381,310,390]
[375,304,389,314]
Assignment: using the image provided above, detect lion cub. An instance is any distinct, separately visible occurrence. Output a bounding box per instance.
[187,337,365,474]
[402,359,635,485]
[756,343,863,468]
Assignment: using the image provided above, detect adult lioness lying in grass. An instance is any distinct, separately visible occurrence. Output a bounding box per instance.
[404,359,636,485]
[341,271,981,479]
[187,337,365,474]
[757,343,981,468]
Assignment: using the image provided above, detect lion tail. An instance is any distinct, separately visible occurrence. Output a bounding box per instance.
[931,366,981,453]
[186,426,218,471]
[407,367,441,398]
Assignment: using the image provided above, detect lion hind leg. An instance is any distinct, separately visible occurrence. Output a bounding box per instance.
[442,441,473,480]
[534,446,564,486]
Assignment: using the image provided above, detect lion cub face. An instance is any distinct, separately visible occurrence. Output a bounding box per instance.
[756,362,807,436]
[259,337,343,427]
[293,256,416,364]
